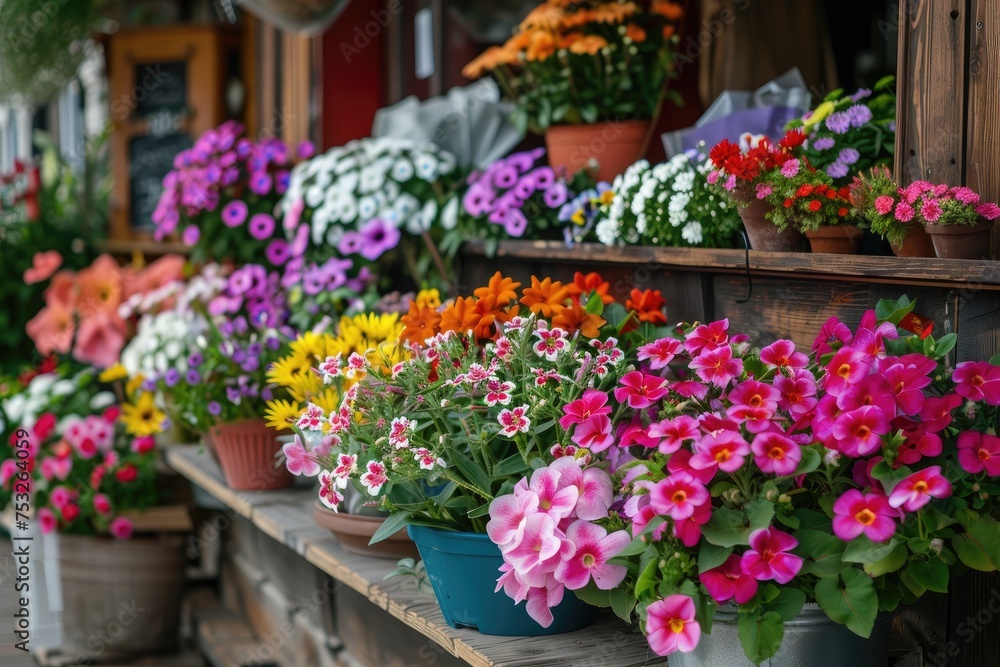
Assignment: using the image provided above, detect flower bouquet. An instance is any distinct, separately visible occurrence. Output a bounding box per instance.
[152,120,313,268]
[592,149,741,248]
[489,296,1000,665]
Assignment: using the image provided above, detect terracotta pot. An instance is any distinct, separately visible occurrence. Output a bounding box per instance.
[312,502,419,560]
[208,419,293,491]
[737,198,805,252]
[545,119,651,182]
[805,225,863,254]
[924,219,995,259]
[890,225,935,257]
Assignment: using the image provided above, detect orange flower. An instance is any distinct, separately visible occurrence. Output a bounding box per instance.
[440,296,481,334]
[77,254,125,316]
[473,272,521,306]
[558,31,585,49]
[520,3,565,31]
[520,276,572,318]
[401,302,443,345]
[567,271,615,305]
[553,302,606,339]
[526,30,557,62]
[560,8,597,29]
[592,2,639,24]
[25,301,74,357]
[568,35,609,56]
[473,294,514,340]
[625,24,646,43]
[652,0,684,21]
[662,24,676,39]
[626,288,667,324]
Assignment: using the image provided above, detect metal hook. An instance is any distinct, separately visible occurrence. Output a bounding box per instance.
[736,228,753,304]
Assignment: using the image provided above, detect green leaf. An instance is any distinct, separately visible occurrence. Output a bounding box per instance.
[702,507,751,548]
[952,515,1000,571]
[584,291,605,315]
[794,529,848,577]
[787,446,821,478]
[815,568,878,638]
[610,587,636,622]
[430,481,458,508]
[738,610,785,665]
[468,501,491,519]
[573,582,613,608]
[448,449,492,494]
[900,567,926,597]
[580,104,599,124]
[874,295,915,326]
[843,537,899,564]
[933,333,957,358]
[370,511,412,545]
[616,534,654,558]
[870,461,913,495]
[493,454,531,478]
[989,353,1000,365]
[920,504,958,532]
[906,558,950,593]
[864,542,909,577]
[769,587,806,623]
[698,542,733,573]
[635,556,660,599]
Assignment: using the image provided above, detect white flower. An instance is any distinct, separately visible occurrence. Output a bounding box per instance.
[333,155,359,175]
[394,193,420,220]
[358,196,379,221]
[440,196,459,230]
[90,391,117,411]
[681,221,703,244]
[595,216,620,246]
[358,164,385,193]
[51,380,75,397]
[673,170,695,192]
[407,198,438,234]
[414,152,439,180]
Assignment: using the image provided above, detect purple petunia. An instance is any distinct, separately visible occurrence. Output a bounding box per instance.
[302,266,327,296]
[812,137,836,151]
[543,182,569,208]
[513,177,536,200]
[338,231,364,256]
[186,369,201,385]
[188,353,203,367]
[163,369,180,388]
[462,183,495,217]
[249,172,273,196]
[221,200,249,228]
[358,218,402,261]
[504,209,529,237]
[265,239,291,266]
[248,213,276,240]
[208,401,222,416]
[528,166,555,189]
[181,225,200,246]
[493,165,519,189]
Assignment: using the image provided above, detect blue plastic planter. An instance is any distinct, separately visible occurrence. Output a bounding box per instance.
[407,524,598,636]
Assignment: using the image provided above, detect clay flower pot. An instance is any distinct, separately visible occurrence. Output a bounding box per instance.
[924,219,995,259]
[889,225,935,257]
[208,419,293,491]
[545,119,651,182]
[312,502,419,560]
[737,198,805,252]
[805,225,863,254]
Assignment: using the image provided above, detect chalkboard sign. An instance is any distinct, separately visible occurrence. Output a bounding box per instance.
[134,61,188,118]
[128,133,192,231]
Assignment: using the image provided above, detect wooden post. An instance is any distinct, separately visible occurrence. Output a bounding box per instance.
[966,0,1000,258]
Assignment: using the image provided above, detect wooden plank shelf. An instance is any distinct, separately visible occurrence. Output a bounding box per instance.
[463,240,1000,289]
[166,446,663,667]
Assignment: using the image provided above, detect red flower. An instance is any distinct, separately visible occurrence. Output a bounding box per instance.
[796,184,814,198]
[116,464,138,483]
[778,129,806,149]
[626,289,667,325]
[709,139,740,169]
[808,200,822,212]
[783,198,794,208]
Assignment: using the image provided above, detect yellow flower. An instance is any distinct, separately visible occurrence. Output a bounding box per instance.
[287,371,323,404]
[99,364,128,383]
[416,289,441,310]
[120,392,166,437]
[313,387,340,416]
[125,374,145,397]
[571,209,586,225]
[264,399,300,431]
[267,356,310,389]
[599,189,614,206]
[803,101,836,129]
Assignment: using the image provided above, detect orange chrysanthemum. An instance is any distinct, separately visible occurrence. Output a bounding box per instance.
[591,1,639,24]
[553,302,606,339]
[440,296,481,335]
[520,3,565,31]
[473,272,521,306]
[625,24,647,43]
[401,302,443,345]
[520,276,572,318]
[626,288,668,324]
[526,30,557,62]
[568,35,608,56]
[652,0,684,21]
[567,271,615,305]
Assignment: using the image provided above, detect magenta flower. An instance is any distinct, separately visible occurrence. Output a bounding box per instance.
[555,520,629,590]
[637,337,683,370]
[673,502,711,547]
[648,415,700,455]
[824,348,871,397]
[265,239,291,266]
[488,492,540,547]
[37,507,57,534]
[690,431,750,474]
[921,198,942,223]
[559,389,611,429]
[667,448,717,485]
[690,346,744,388]
[504,208,529,237]
[181,225,200,245]
[952,361,1000,405]
[880,357,935,415]
[888,466,952,512]
[360,460,389,495]
[775,369,818,416]
[727,380,780,432]
[780,159,800,178]
[894,202,915,222]
[832,405,890,457]
[952,186,981,205]
[812,316,853,357]
[684,319,729,355]
[836,374,896,415]
[498,405,532,437]
[282,437,320,477]
[700,554,759,604]
[874,196,895,215]
[832,490,896,542]
[740,527,803,584]
[614,371,669,409]
[318,471,345,511]
[895,420,943,466]
[760,339,808,369]
[248,213,276,240]
[751,431,802,476]
[976,202,1000,219]
[221,200,248,227]
[503,514,563,574]
[526,466,580,520]
[338,231,364,255]
[572,414,615,452]
[920,393,963,432]
[618,418,660,449]
[649,471,709,521]
[755,182,772,199]
[110,517,134,540]
[646,595,701,656]
[358,218,402,260]
[957,431,1000,476]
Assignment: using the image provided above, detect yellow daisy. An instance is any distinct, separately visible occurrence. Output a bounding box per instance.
[99,363,128,383]
[264,399,300,431]
[287,371,323,404]
[125,374,146,398]
[267,356,310,388]
[313,387,340,416]
[120,392,166,437]
[415,289,442,310]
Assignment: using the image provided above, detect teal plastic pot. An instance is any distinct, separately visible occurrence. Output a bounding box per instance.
[407,524,598,636]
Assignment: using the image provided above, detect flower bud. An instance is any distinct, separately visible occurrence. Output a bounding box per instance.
[930,538,944,555]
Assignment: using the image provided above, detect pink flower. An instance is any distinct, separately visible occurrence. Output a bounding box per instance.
[671,380,709,400]
[780,159,800,178]
[648,472,709,521]
[388,416,414,449]
[72,311,127,368]
[549,459,613,520]
[524,579,566,628]
[724,174,737,191]
[700,554,759,604]
[413,447,445,470]
[836,374,896,415]
[109,517,134,540]
[740,527,803,584]
[707,170,721,185]
[646,595,701,656]
[0,459,17,487]
[878,354,936,415]
[888,466,952,512]
[894,202,915,222]
[23,250,63,285]
[40,457,72,481]
[555,520,629,590]
[332,453,357,486]
[759,339,808,369]
[751,432,802,476]
[533,327,569,360]
[832,406,890,457]
[637,337,683,370]
[920,394,962,433]
[874,196,895,215]
[667,448,716,485]
[953,362,1000,405]
[690,431,750,474]
[648,416,700,455]
[498,405,532,437]
[920,198,942,222]
[727,380,780,432]
[812,316,852,357]
[92,493,112,515]
[832,490,896,542]
[673,502,711,547]
[488,492,540,547]
[755,182,773,199]
[976,202,1000,220]
[50,486,74,509]
[485,379,516,407]
[503,514,564,574]
[360,460,389,495]
[775,369,818,416]
[524,466,580,521]
[824,348,871,397]
[130,436,156,454]
[38,507,57,534]
[684,319,729,355]
[952,186,981,205]
[894,419,942,466]
[318,471,345,511]
[690,346,743,388]
[570,415,615,452]
[613,371,669,409]
[559,389,611,429]
[957,431,1000,476]
[282,437,321,477]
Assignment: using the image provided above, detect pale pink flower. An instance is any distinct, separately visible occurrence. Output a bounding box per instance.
[360,460,388,495]
[646,595,701,656]
[343,352,368,379]
[533,327,570,361]
[318,354,342,383]
[549,458,612,520]
[332,453,357,488]
[780,159,800,178]
[23,250,63,285]
[503,514,563,574]
[524,466,579,521]
[282,437,321,476]
[295,403,325,431]
[755,182,772,199]
[488,492,541,547]
[555,521,629,590]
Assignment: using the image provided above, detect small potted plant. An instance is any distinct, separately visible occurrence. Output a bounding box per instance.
[463,0,685,181]
[848,166,933,257]
[904,181,999,260]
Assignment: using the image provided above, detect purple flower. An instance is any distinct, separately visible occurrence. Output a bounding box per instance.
[338,231,364,255]
[513,177,536,200]
[249,172,273,196]
[290,224,310,257]
[528,167,555,189]
[142,378,157,392]
[302,266,327,296]
[462,183,495,217]
[825,112,851,135]
[228,267,255,296]
[188,353,203,367]
[846,104,873,128]
[320,257,353,290]
[543,182,569,208]
[487,208,508,225]
[261,387,273,402]
[298,141,315,159]
[248,213,276,240]
[265,336,281,351]
[275,170,290,194]
[812,137,836,151]
[164,368,180,388]
[359,218,401,261]
[181,225,201,246]
[208,401,222,416]
[265,239,291,266]
[826,161,849,179]
[233,316,249,335]
[493,165,519,189]
[504,209,529,237]
[225,386,241,403]
[221,200,248,228]
[242,357,260,373]
[186,369,201,385]
[851,88,872,102]
[838,148,860,165]
[505,151,540,174]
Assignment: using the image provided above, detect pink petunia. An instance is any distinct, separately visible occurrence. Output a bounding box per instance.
[888,466,952,512]
[919,393,963,433]
[555,520,629,590]
[648,471,709,521]
[831,405,890,457]
[832,490,896,542]
[740,527,803,584]
[824,348,871,397]
[727,380,780,433]
[613,371,670,409]
[503,513,564,575]
[523,466,580,521]
[759,339,808,369]
[700,554,759,604]
[282,437,321,477]
[549,457,613,521]
[646,595,701,656]
[836,374,897,415]
[667,448,716,485]
[774,369,818,416]
[109,517,134,540]
[637,337,683,370]
[751,431,802,476]
[673,502,711,547]
[570,414,615,452]
[957,431,1000,476]
[689,431,750,474]
[812,316,853,357]
[488,492,541,547]
[318,471,345,511]
[893,419,943,466]
[38,507,57,534]
[952,362,1000,405]
[648,416,701,455]
[976,202,1000,220]
[683,319,729,355]
[524,579,566,628]
[690,346,744,388]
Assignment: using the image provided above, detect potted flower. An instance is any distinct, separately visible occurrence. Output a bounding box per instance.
[0,366,187,656]
[707,130,809,252]
[848,166,933,257]
[266,271,668,635]
[463,0,685,181]
[489,296,1000,666]
[591,148,742,249]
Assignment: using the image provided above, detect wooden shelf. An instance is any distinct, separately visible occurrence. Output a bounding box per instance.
[463,241,1000,289]
[166,446,663,667]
